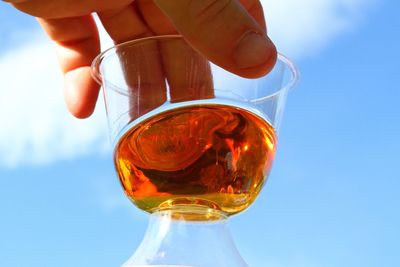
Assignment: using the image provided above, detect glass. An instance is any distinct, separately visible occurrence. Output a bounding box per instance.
[92,35,298,267]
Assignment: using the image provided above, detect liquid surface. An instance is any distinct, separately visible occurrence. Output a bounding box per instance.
[115,104,276,215]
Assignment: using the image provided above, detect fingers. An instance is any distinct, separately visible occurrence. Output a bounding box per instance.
[155,0,277,78]
[11,0,134,19]
[14,0,274,120]
[38,15,100,118]
[97,3,153,43]
[136,1,214,102]
[135,0,177,35]
[159,39,215,102]
[98,4,166,121]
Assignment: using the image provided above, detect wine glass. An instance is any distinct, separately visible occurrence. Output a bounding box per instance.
[91,35,298,267]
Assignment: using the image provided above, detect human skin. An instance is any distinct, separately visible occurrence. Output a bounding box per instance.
[5,0,277,118]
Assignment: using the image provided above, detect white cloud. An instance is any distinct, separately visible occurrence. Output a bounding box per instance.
[262,0,376,58]
[0,0,375,167]
[0,32,109,167]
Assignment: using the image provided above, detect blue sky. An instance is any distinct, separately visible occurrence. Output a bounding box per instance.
[0,1,399,267]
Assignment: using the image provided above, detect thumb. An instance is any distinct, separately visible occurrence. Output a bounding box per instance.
[155,0,277,78]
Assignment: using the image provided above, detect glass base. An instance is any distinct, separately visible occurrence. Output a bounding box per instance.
[122,207,249,267]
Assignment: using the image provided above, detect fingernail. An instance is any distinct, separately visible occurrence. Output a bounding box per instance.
[234,31,275,69]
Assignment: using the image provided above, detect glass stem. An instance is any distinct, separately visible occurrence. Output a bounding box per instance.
[122,207,249,267]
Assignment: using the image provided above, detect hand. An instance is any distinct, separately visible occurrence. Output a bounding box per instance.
[7,0,277,118]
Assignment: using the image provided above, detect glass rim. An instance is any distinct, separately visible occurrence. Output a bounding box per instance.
[91,34,299,102]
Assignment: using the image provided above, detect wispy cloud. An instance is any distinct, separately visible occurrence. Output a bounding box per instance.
[0,0,375,167]
[0,32,109,167]
[263,0,376,58]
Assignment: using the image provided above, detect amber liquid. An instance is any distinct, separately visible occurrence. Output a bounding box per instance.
[114,104,277,216]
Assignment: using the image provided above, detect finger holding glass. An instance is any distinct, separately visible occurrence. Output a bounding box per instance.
[6,0,276,118]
